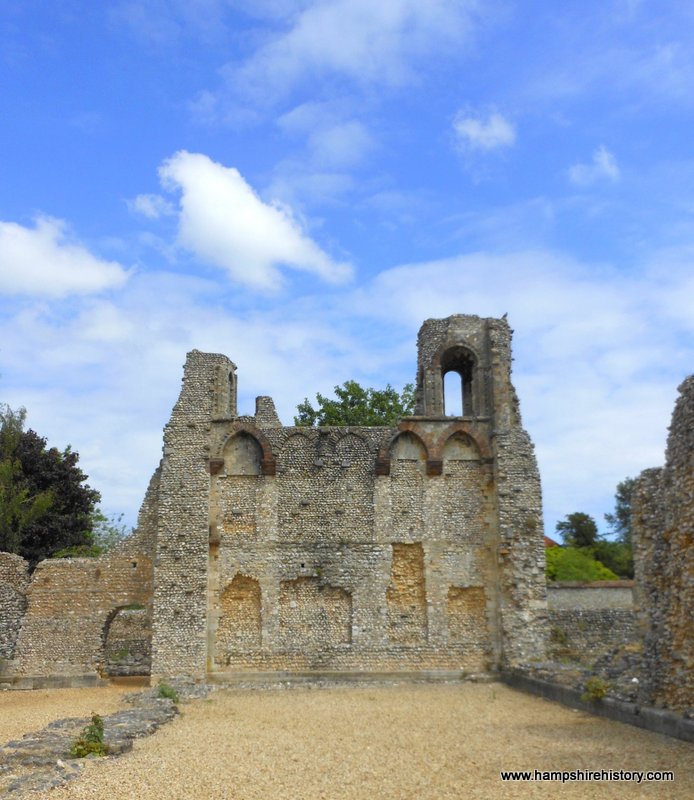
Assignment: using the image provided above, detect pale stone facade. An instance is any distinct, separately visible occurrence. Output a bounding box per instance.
[1,314,549,685]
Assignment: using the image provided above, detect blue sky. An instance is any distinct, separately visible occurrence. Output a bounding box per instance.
[1,0,692,534]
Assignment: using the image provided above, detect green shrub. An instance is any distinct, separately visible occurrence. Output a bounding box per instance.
[69,713,109,758]
[545,546,619,582]
[581,676,610,703]
[157,681,179,703]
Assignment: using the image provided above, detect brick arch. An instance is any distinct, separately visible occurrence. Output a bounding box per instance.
[430,422,492,462]
[214,423,276,476]
[375,425,431,476]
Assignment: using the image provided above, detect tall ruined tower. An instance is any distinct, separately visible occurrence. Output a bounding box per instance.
[148,314,547,681]
[412,315,548,664]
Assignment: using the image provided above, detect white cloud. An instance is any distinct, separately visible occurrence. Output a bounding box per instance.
[0,216,129,297]
[453,109,516,152]
[1,245,690,537]
[568,145,621,186]
[269,103,374,206]
[223,0,482,106]
[277,103,374,170]
[128,193,175,219]
[158,150,353,290]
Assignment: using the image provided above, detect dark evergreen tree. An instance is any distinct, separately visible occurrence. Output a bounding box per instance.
[0,404,100,566]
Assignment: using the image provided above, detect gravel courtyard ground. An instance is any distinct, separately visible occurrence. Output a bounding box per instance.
[0,685,130,744]
[2,682,692,799]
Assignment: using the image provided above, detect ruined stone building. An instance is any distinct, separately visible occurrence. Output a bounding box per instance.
[1,314,549,687]
[632,376,694,712]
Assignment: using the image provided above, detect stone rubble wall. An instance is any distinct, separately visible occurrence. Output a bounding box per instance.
[207,422,498,674]
[548,609,637,656]
[546,582,637,659]
[485,320,548,664]
[8,551,153,677]
[151,350,230,679]
[0,553,30,662]
[546,582,634,611]
[1,465,159,681]
[172,314,547,679]
[632,376,694,711]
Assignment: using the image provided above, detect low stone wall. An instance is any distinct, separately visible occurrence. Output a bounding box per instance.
[547,581,634,610]
[9,550,153,678]
[547,582,637,658]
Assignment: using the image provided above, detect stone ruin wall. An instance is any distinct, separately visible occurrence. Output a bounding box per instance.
[0,471,160,686]
[150,314,548,680]
[632,375,694,712]
[204,422,501,674]
[0,553,30,663]
[1,314,549,685]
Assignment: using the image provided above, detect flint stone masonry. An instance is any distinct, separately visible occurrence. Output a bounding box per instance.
[2,475,158,683]
[152,314,547,680]
[545,582,637,656]
[632,375,694,712]
[0,553,30,661]
[1,314,548,683]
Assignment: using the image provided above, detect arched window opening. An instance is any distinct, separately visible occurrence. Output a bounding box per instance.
[443,371,463,416]
[440,346,476,416]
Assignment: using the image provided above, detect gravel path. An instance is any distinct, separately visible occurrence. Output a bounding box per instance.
[0,686,130,744]
[6,682,693,800]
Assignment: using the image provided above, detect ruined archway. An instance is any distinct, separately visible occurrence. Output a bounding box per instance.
[102,605,152,677]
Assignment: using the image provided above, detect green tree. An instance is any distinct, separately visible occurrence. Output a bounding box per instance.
[0,404,100,565]
[555,512,599,548]
[604,477,635,545]
[545,546,619,582]
[294,380,415,427]
[0,406,54,555]
[590,539,634,579]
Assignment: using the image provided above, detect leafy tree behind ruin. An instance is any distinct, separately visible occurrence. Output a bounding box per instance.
[553,509,633,579]
[555,512,599,548]
[0,404,101,565]
[604,476,635,545]
[294,380,415,426]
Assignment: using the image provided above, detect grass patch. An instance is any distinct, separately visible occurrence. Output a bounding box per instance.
[157,681,180,703]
